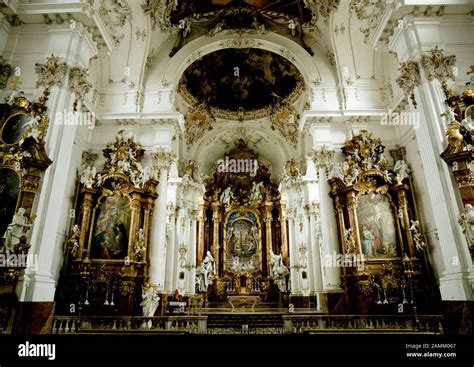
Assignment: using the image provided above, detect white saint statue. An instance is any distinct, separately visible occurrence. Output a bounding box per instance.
[202,251,215,283]
[458,204,474,249]
[249,181,264,203]
[270,250,289,292]
[195,263,207,292]
[394,160,411,183]
[140,283,160,327]
[80,166,96,189]
[2,208,31,254]
[220,186,234,207]
[140,166,155,187]
[329,163,345,181]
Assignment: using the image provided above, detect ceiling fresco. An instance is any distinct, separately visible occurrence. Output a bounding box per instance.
[179,48,304,111]
[171,0,313,23]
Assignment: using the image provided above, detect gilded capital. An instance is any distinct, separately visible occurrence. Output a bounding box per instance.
[152,148,176,173]
[396,61,421,109]
[421,46,456,96]
[309,145,335,175]
[35,54,68,97]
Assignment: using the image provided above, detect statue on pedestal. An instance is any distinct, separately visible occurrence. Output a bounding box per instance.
[394,159,411,183]
[196,251,215,292]
[220,186,234,208]
[270,250,289,292]
[249,181,264,203]
[80,166,96,189]
[458,204,474,249]
[140,283,160,328]
[1,208,31,254]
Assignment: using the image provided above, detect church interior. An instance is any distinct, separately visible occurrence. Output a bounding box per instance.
[0,0,473,337]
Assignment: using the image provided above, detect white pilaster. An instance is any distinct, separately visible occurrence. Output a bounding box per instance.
[390,21,474,300]
[15,24,97,302]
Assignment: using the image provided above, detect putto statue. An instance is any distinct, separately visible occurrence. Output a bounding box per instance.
[409,220,427,252]
[25,114,42,142]
[1,208,32,254]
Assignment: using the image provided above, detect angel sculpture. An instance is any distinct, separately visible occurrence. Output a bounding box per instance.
[67,224,81,258]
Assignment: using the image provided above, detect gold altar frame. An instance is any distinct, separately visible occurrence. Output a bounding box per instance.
[77,172,156,265]
[0,95,52,231]
[222,208,263,276]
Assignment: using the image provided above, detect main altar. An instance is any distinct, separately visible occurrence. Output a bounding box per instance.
[196,140,290,305]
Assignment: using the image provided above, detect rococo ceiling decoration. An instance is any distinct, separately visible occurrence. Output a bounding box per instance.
[179,48,304,113]
[0,57,12,89]
[89,0,132,47]
[350,0,386,42]
[143,0,340,56]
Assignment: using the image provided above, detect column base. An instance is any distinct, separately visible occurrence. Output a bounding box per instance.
[15,272,57,302]
[438,272,474,300]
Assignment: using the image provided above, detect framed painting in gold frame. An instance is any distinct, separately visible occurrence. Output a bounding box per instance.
[356,192,400,259]
[89,193,132,260]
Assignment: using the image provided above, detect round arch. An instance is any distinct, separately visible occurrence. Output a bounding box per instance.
[161,31,322,88]
[188,121,294,179]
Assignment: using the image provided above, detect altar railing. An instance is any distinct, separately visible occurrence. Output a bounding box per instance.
[282,315,443,334]
[51,315,208,334]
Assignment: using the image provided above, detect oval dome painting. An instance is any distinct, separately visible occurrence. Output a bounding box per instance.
[180,48,303,111]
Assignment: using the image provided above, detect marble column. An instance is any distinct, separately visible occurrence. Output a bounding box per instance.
[264,203,273,276]
[279,203,289,264]
[164,204,176,293]
[211,203,221,277]
[186,209,198,295]
[287,210,300,295]
[196,204,206,265]
[308,203,323,293]
[148,150,175,290]
[319,171,342,290]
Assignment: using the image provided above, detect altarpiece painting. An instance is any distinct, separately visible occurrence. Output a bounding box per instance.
[357,193,398,258]
[225,210,260,274]
[91,194,131,260]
